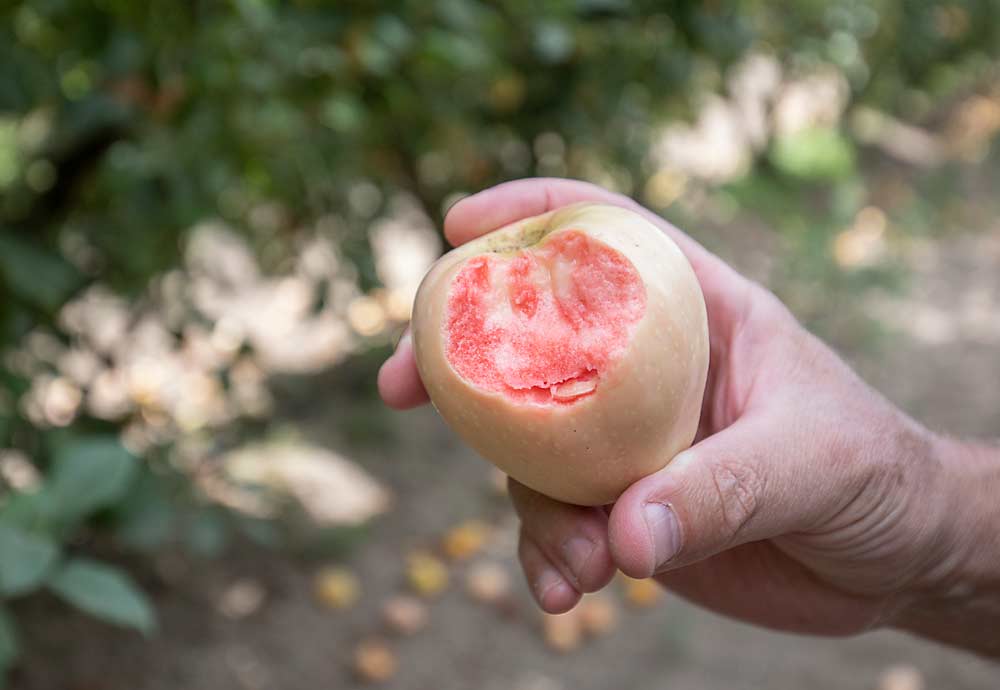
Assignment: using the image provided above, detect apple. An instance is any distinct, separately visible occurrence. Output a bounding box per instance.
[411,203,709,506]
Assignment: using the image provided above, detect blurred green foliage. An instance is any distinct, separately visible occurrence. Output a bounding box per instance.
[1,0,999,681]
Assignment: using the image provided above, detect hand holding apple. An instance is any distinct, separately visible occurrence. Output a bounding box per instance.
[379,178,1000,657]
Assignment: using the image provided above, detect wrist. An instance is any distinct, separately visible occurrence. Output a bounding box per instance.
[891,433,1000,656]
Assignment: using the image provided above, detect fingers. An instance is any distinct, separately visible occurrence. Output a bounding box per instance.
[518,532,581,614]
[509,479,617,603]
[376,333,429,409]
[443,178,716,271]
[608,414,843,579]
[444,178,630,247]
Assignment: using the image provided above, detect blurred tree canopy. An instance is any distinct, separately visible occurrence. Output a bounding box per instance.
[1,0,999,676]
[3,0,999,301]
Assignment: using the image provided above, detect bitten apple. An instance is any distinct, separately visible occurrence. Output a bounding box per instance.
[411,203,708,506]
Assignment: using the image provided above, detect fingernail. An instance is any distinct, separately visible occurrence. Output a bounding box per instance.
[561,537,596,585]
[534,566,571,606]
[643,502,682,572]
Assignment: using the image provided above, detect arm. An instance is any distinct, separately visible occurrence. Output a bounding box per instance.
[895,436,1000,657]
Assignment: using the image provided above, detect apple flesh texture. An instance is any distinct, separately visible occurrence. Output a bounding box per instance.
[412,203,709,506]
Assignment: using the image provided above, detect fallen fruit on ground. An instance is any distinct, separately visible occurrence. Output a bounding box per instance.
[412,203,708,505]
[217,578,267,619]
[381,595,429,636]
[314,567,361,610]
[542,609,583,653]
[621,575,663,608]
[464,561,511,604]
[442,520,491,560]
[578,593,618,637]
[353,639,398,684]
[405,550,449,598]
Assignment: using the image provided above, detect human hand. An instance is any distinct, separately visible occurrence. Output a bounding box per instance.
[378,178,965,638]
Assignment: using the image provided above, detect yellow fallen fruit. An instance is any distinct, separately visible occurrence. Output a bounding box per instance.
[578,593,618,637]
[353,639,397,684]
[621,575,662,608]
[442,520,491,561]
[406,551,449,598]
[542,610,583,653]
[314,567,361,610]
[464,561,511,604]
[381,595,429,636]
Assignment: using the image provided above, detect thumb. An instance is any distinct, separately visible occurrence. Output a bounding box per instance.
[608,415,843,579]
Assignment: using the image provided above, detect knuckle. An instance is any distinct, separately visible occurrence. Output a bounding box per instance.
[706,456,765,542]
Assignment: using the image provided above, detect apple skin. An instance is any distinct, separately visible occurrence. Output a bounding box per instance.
[411,203,709,506]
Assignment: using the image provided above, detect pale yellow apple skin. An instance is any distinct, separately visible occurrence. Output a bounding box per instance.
[412,203,709,506]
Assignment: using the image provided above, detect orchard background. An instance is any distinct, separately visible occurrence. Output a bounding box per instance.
[1,1,1000,688]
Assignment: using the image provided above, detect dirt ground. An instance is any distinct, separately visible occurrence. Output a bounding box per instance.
[11,185,1000,689]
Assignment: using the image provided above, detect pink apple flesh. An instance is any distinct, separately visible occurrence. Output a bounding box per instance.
[445,230,646,405]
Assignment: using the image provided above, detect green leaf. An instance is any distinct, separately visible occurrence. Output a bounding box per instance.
[0,118,20,190]
[47,558,156,635]
[769,128,857,181]
[114,471,175,551]
[0,608,19,674]
[115,498,174,551]
[0,523,59,596]
[0,235,82,312]
[48,437,138,522]
[0,489,57,531]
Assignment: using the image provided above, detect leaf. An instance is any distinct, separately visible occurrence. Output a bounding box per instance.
[0,118,20,190]
[0,235,82,312]
[47,558,156,635]
[114,471,175,551]
[0,608,19,674]
[0,489,57,531]
[0,523,59,596]
[48,437,138,522]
